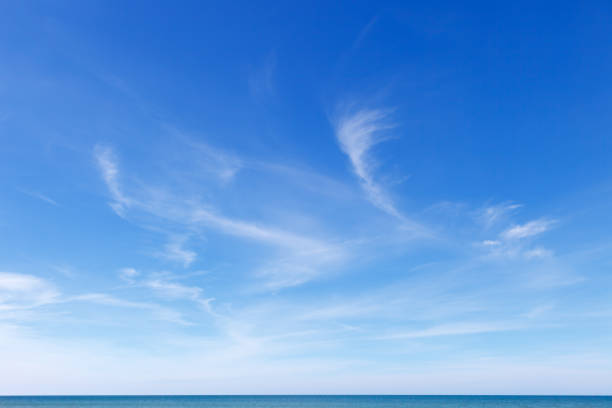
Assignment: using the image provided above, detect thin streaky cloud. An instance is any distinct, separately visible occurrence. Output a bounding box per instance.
[94,145,347,289]
[142,275,214,311]
[352,15,380,50]
[94,144,132,216]
[190,207,338,254]
[185,138,243,183]
[378,321,524,340]
[523,304,555,319]
[159,236,197,267]
[478,202,522,228]
[70,293,193,326]
[93,145,324,253]
[118,267,139,283]
[0,272,60,312]
[501,219,555,240]
[524,247,553,259]
[18,189,59,206]
[116,270,217,316]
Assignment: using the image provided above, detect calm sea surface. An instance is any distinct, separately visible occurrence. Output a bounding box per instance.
[0,396,610,408]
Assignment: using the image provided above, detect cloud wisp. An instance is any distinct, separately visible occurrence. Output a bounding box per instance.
[476,204,557,260]
[502,219,556,240]
[94,144,347,289]
[378,321,524,340]
[18,189,59,206]
[332,107,429,236]
[71,293,193,326]
[159,236,197,267]
[0,272,193,326]
[94,145,132,216]
[478,202,522,228]
[0,272,60,312]
[141,273,214,313]
[333,108,399,217]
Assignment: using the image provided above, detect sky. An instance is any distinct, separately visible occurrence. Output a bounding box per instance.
[1,0,612,396]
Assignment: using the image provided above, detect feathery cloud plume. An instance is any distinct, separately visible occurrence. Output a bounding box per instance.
[94,144,132,216]
[333,108,399,218]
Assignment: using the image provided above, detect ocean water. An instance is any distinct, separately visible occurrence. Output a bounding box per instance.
[0,396,610,408]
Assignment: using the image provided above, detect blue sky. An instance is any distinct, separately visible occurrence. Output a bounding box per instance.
[1,0,612,395]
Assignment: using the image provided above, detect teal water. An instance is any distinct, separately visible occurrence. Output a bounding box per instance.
[0,396,610,408]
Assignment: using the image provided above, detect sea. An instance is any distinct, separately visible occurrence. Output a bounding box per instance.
[0,396,610,408]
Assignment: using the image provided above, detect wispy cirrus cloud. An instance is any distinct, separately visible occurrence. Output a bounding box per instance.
[476,204,557,260]
[116,269,219,318]
[332,107,429,236]
[190,207,348,289]
[0,272,60,312]
[0,271,193,326]
[142,275,214,312]
[379,321,524,340]
[118,267,139,283]
[18,189,59,206]
[478,202,522,228]
[94,144,132,216]
[523,247,554,259]
[71,293,192,326]
[94,144,347,289]
[333,107,398,217]
[158,236,197,267]
[502,219,556,240]
[183,138,243,183]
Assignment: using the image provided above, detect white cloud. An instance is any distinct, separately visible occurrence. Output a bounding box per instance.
[332,107,429,236]
[93,144,346,288]
[333,108,399,218]
[72,293,192,326]
[479,211,557,260]
[379,321,523,340]
[523,304,554,319]
[502,219,555,240]
[0,273,59,312]
[143,278,212,310]
[524,247,554,259]
[478,202,522,227]
[160,236,197,267]
[186,139,243,183]
[118,268,139,283]
[191,207,334,254]
[116,270,215,315]
[191,209,347,289]
[94,144,132,215]
[18,189,59,206]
